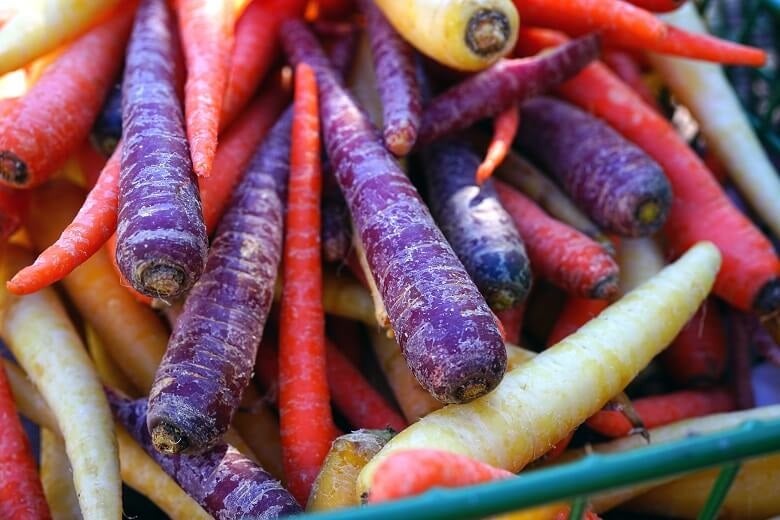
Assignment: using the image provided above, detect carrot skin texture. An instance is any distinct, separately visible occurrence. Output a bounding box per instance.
[517,97,671,237]
[0,364,51,520]
[147,108,292,454]
[424,139,531,310]
[0,185,26,239]
[359,0,421,157]
[281,20,507,404]
[418,34,600,145]
[0,4,134,188]
[117,0,208,299]
[111,394,301,520]
[496,181,619,299]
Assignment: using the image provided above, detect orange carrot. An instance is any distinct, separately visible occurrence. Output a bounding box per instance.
[77,139,108,188]
[7,146,120,295]
[600,49,660,110]
[279,63,337,505]
[586,389,735,437]
[518,28,780,314]
[176,0,236,178]
[496,180,619,299]
[201,83,288,233]
[0,185,26,239]
[0,4,134,188]
[476,104,520,185]
[624,0,687,12]
[547,297,609,346]
[0,364,51,519]
[645,25,765,67]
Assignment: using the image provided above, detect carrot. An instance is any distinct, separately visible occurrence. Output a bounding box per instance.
[105,233,153,306]
[0,245,121,520]
[518,28,780,314]
[85,325,136,397]
[358,242,721,493]
[321,167,352,263]
[586,388,735,438]
[476,104,519,185]
[0,184,27,239]
[175,0,235,178]
[600,49,660,110]
[548,297,609,346]
[322,272,377,327]
[200,83,288,233]
[77,139,109,187]
[39,430,80,520]
[624,0,687,12]
[1,360,58,433]
[617,237,665,294]
[496,304,525,345]
[7,146,120,295]
[0,362,50,519]
[0,4,133,188]
[90,80,122,157]
[496,181,619,299]
[0,0,123,75]
[231,397,285,481]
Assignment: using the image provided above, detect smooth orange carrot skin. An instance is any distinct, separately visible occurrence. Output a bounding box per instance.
[201,84,288,232]
[662,300,727,386]
[0,365,51,519]
[586,389,735,437]
[279,63,337,505]
[176,0,235,178]
[0,4,134,188]
[518,28,780,313]
[640,26,765,67]
[0,185,27,239]
[7,145,121,295]
[477,104,520,185]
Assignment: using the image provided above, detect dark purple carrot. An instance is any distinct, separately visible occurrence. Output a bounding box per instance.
[358,0,421,157]
[109,391,301,520]
[116,0,208,299]
[727,310,756,411]
[322,165,352,263]
[146,109,292,454]
[417,34,600,145]
[423,138,531,310]
[90,79,123,157]
[281,20,506,404]
[516,96,672,237]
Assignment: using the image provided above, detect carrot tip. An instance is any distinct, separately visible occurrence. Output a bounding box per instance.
[590,274,619,300]
[384,126,417,157]
[150,421,189,454]
[755,278,780,314]
[0,151,28,186]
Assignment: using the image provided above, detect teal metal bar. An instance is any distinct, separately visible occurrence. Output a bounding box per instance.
[296,419,780,520]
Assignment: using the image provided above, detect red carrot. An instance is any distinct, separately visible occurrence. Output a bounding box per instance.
[496,180,619,299]
[0,185,26,239]
[0,4,134,188]
[175,0,235,178]
[496,304,525,345]
[0,364,51,519]
[77,139,109,188]
[548,297,609,346]
[7,146,121,295]
[476,104,519,185]
[279,63,337,505]
[600,49,660,110]
[661,300,727,386]
[518,28,780,314]
[587,389,735,437]
[624,0,687,12]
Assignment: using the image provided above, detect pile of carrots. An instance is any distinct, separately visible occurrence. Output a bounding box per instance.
[0,0,779,519]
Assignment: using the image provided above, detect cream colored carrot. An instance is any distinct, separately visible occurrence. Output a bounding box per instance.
[322,273,377,327]
[359,242,721,494]
[617,237,666,294]
[85,325,136,397]
[0,245,121,520]
[1,359,58,433]
[40,430,82,520]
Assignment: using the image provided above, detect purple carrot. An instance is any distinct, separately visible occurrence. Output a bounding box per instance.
[328,29,359,79]
[517,96,672,237]
[109,390,301,519]
[322,164,352,263]
[90,79,123,157]
[727,310,757,411]
[423,138,531,310]
[417,34,600,145]
[117,0,208,299]
[147,110,292,454]
[358,0,422,157]
[753,319,780,366]
[280,20,506,404]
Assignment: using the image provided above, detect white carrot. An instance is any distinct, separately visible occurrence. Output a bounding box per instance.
[617,237,666,294]
[40,430,83,520]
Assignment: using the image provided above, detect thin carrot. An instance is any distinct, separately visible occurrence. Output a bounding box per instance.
[586,389,735,437]
[279,63,337,505]
[0,363,51,519]
[645,25,766,67]
[77,139,109,188]
[476,104,520,185]
[0,4,134,188]
[518,28,780,314]
[0,185,26,239]
[175,0,236,178]
[7,145,120,295]
[600,49,660,110]
[39,430,80,520]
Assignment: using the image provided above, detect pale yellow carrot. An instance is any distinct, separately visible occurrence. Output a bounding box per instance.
[617,237,666,294]
[85,325,136,397]
[1,358,58,433]
[353,232,391,330]
[233,390,285,481]
[0,244,121,520]
[40,429,82,520]
[358,242,721,494]
[322,272,377,327]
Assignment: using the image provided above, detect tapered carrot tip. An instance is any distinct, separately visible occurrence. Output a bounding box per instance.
[384,123,417,157]
[466,9,512,56]
[151,422,189,454]
[755,279,780,314]
[591,274,620,300]
[0,151,27,186]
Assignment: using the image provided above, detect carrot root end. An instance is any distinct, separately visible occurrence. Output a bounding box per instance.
[139,263,185,299]
[466,9,512,57]
[0,151,28,186]
[151,421,189,454]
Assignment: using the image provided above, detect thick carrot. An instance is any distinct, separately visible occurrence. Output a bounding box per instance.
[0,184,26,239]
[175,0,235,178]
[39,430,80,520]
[0,363,50,519]
[586,388,735,438]
[600,49,660,110]
[496,180,619,299]
[518,28,780,313]
[624,0,687,12]
[106,233,153,306]
[7,146,120,295]
[477,104,519,185]
[358,242,721,492]
[0,4,133,188]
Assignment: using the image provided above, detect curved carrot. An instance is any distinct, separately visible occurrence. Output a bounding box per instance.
[476,104,519,185]
[600,49,660,110]
[0,185,26,239]
[0,4,134,188]
[518,28,780,314]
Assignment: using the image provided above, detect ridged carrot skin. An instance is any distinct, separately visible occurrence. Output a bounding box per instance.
[0,185,26,239]
[359,242,721,494]
[281,20,507,405]
[147,109,292,454]
[418,34,601,145]
[117,0,208,299]
[0,4,133,188]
